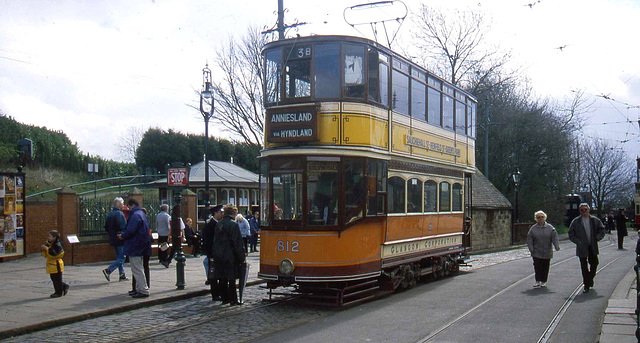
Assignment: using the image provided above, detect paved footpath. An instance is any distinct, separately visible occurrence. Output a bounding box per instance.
[0,250,262,340]
[0,234,638,342]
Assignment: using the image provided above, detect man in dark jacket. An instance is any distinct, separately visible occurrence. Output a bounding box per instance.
[119,198,151,298]
[569,203,606,293]
[615,209,628,250]
[202,204,223,298]
[248,211,260,253]
[103,197,128,282]
[213,204,246,305]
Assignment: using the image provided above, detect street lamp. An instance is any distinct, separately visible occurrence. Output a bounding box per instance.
[512,168,521,223]
[199,63,214,221]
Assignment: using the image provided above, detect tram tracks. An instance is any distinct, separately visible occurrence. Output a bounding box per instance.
[123,294,302,343]
[415,242,619,343]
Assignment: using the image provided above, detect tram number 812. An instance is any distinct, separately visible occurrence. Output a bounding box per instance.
[277,240,300,253]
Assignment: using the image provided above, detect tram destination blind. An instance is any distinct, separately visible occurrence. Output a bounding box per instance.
[266,106,318,143]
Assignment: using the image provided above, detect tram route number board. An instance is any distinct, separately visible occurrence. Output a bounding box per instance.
[167,168,189,187]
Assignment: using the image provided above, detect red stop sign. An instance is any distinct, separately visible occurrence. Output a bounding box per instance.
[167,168,189,187]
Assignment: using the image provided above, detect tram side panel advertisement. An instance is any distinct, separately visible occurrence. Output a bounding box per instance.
[0,173,25,257]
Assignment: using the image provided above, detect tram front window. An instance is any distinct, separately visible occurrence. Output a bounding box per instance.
[344,159,365,224]
[307,161,338,226]
[272,173,302,221]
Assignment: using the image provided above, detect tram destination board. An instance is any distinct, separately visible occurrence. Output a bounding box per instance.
[266,105,318,143]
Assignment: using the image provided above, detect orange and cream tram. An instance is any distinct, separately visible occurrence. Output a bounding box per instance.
[258,35,477,306]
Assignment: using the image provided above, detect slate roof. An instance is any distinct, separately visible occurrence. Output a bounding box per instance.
[472,169,512,209]
[153,161,258,187]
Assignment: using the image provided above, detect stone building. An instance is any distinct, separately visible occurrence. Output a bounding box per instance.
[471,170,513,253]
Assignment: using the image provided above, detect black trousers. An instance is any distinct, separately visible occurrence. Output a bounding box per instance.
[242,237,249,254]
[158,235,169,263]
[217,278,238,303]
[617,233,625,249]
[50,272,68,295]
[579,247,599,288]
[532,257,551,282]
[132,255,150,291]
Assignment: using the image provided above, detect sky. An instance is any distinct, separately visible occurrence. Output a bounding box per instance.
[1,0,639,162]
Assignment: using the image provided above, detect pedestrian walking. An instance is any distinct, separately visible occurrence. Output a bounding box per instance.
[130,207,152,296]
[248,211,260,252]
[213,204,245,305]
[568,203,606,293]
[526,211,560,288]
[237,213,250,255]
[606,214,615,234]
[119,198,151,298]
[156,204,171,267]
[41,230,69,298]
[615,209,628,250]
[102,197,128,282]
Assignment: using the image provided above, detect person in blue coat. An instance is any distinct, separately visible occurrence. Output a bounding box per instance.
[119,198,151,298]
[102,197,128,282]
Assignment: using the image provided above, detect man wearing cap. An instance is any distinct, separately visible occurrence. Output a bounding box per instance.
[569,203,606,293]
[202,204,223,299]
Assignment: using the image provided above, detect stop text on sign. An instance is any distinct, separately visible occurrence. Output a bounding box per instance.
[167,168,189,187]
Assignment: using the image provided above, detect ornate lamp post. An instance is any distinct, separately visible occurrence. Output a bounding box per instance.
[172,192,186,289]
[512,168,521,223]
[199,64,214,221]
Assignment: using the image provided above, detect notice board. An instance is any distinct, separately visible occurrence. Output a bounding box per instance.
[0,173,25,257]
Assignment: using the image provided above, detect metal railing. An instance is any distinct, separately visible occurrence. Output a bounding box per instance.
[78,198,163,237]
[27,174,165,199]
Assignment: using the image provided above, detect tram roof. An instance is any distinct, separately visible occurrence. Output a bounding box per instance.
[262,34,477,102]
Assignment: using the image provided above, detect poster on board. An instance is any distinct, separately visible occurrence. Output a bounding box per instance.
[0,173,25,257]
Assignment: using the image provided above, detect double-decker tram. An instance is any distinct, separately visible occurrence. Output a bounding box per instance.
[258,35,477,306]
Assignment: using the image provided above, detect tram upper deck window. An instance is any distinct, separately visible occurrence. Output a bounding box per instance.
[411,79,426,121]
[392,70,409,115]
[467,100,476,138]
[427,86,441,126]
[455,100,466,135]
[443,94,454,131]
[307,160,339,226]
[285,45,311,98]
[314,44,340,99]
[368,48,380,103]
[265,49,282,104]
[344,44,365,98]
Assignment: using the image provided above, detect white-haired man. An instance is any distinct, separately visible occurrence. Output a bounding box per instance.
[103,197,128,282]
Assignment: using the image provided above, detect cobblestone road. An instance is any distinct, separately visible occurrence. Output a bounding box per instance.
[3,247,531,343]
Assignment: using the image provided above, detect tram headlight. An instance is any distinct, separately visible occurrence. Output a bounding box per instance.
[279,258,295,275]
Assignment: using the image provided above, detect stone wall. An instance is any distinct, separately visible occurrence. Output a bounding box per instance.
[471,209,513,253]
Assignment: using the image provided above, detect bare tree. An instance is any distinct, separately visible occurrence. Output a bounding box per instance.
[207,26,271,147]
[556,89,595,132]
[581,139,635,217]
[116,126,145,162]
[413,4,508,87]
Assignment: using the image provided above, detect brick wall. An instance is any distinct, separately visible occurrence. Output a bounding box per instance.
[24,198,57,254]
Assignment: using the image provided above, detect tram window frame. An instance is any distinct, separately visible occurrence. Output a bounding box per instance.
[411,79,426,122]
[260,161,269,226]
[407,178,423,213]
[455,100,466,135]
[343,158,366,225]
[424,180,437,213]
[388,176,406,214]
[265,48,282,104]
[427,86,441,127]
[442,94,454,131]
[439,181,451,212]
[343,44,366,99]
[285,58,311,99]
[452,183,463,212]
[379,61,390,108]
[468,100,477,138]
[306,159,340,227]
[391,69,409,115]
[314,43,340,99]
[271,172,303,223]
[269,158,304,226]
[366,159,387,216]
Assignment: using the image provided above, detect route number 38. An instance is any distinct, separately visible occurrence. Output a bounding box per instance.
[277,240,299,252]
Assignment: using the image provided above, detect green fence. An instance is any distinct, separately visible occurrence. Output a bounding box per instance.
[79,197,163,237]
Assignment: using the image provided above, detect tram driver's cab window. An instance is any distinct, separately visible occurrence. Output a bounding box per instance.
[271,159,303,221]
[388,176,406,214]
[285,46,311,98]
[307,160,339,226]
[344,159,365,224]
